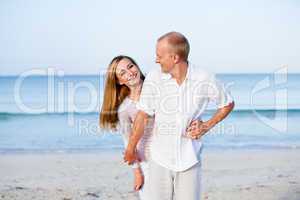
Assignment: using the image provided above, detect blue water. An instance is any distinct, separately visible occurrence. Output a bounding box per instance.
[0,73,299,152]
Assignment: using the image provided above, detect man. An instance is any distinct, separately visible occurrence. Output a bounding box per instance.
[124,31,234,200]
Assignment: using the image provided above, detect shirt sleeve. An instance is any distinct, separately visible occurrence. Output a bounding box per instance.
[117,110,140,169]
[136,70,159,116]
[206,74,234,108]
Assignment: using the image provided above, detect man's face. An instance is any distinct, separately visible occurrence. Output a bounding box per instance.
[155,40,175,73]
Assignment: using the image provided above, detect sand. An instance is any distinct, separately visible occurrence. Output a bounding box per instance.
[0,149,300,200]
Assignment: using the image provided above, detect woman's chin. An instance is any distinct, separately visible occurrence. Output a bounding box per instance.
[127,80,141,87]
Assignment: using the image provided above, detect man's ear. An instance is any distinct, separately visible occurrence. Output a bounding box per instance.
[174,54,181,64]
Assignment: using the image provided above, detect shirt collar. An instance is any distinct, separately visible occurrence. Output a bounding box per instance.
[161,72,172,80]
[186,63,198,81]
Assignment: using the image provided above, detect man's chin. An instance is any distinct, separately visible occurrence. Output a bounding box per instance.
[161,68,168,73]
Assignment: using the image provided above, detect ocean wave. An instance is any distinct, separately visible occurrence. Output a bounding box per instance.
[0,143,299,154]
[0,108,299,117]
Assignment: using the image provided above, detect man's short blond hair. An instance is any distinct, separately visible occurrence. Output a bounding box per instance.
[158,31,190,61]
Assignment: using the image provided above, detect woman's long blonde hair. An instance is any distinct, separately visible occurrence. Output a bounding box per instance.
[99,55,145,130]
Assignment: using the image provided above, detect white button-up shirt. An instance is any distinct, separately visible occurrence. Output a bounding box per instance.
[137,63,233,171]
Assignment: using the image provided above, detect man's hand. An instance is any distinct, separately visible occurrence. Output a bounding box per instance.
[186,120,212,140]
[123,147,140,165]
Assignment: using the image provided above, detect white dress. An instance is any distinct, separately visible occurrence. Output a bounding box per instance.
[118,97,154,200]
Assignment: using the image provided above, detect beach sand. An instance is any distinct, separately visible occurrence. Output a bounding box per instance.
[0,149,300,200]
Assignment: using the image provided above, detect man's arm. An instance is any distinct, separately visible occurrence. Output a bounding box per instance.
[124,110,149,164]
[187,101,234,139]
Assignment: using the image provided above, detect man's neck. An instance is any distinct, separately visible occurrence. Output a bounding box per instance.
[170,61,188,85]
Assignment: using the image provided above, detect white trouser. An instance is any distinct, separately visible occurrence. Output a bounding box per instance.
[148,160,202,200]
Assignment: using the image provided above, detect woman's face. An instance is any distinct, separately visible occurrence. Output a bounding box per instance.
[115,58,142,87]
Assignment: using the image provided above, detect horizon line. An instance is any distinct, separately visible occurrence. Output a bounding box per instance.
[1,72,299,77]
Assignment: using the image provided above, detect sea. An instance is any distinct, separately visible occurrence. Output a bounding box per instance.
[0,73,299,153]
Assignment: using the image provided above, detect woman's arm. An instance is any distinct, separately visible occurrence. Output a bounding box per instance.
[124,110,149,164]
[118,110,141,168]
[118,110,145,190]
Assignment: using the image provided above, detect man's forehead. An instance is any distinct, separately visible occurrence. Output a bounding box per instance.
[157,41,174,55]
[157,38,169,46]
[157,39,170,50]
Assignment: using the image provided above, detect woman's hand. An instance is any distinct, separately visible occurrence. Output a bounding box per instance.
[186,120,212,139]
[124,147,140,165]
[133,167,144,191]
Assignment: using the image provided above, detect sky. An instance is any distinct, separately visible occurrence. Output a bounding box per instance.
[0,0,299,75]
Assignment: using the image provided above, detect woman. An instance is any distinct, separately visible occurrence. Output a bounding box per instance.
[99,55,153,199]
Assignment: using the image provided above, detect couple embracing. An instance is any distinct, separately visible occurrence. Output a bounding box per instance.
[100,31,234,200]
